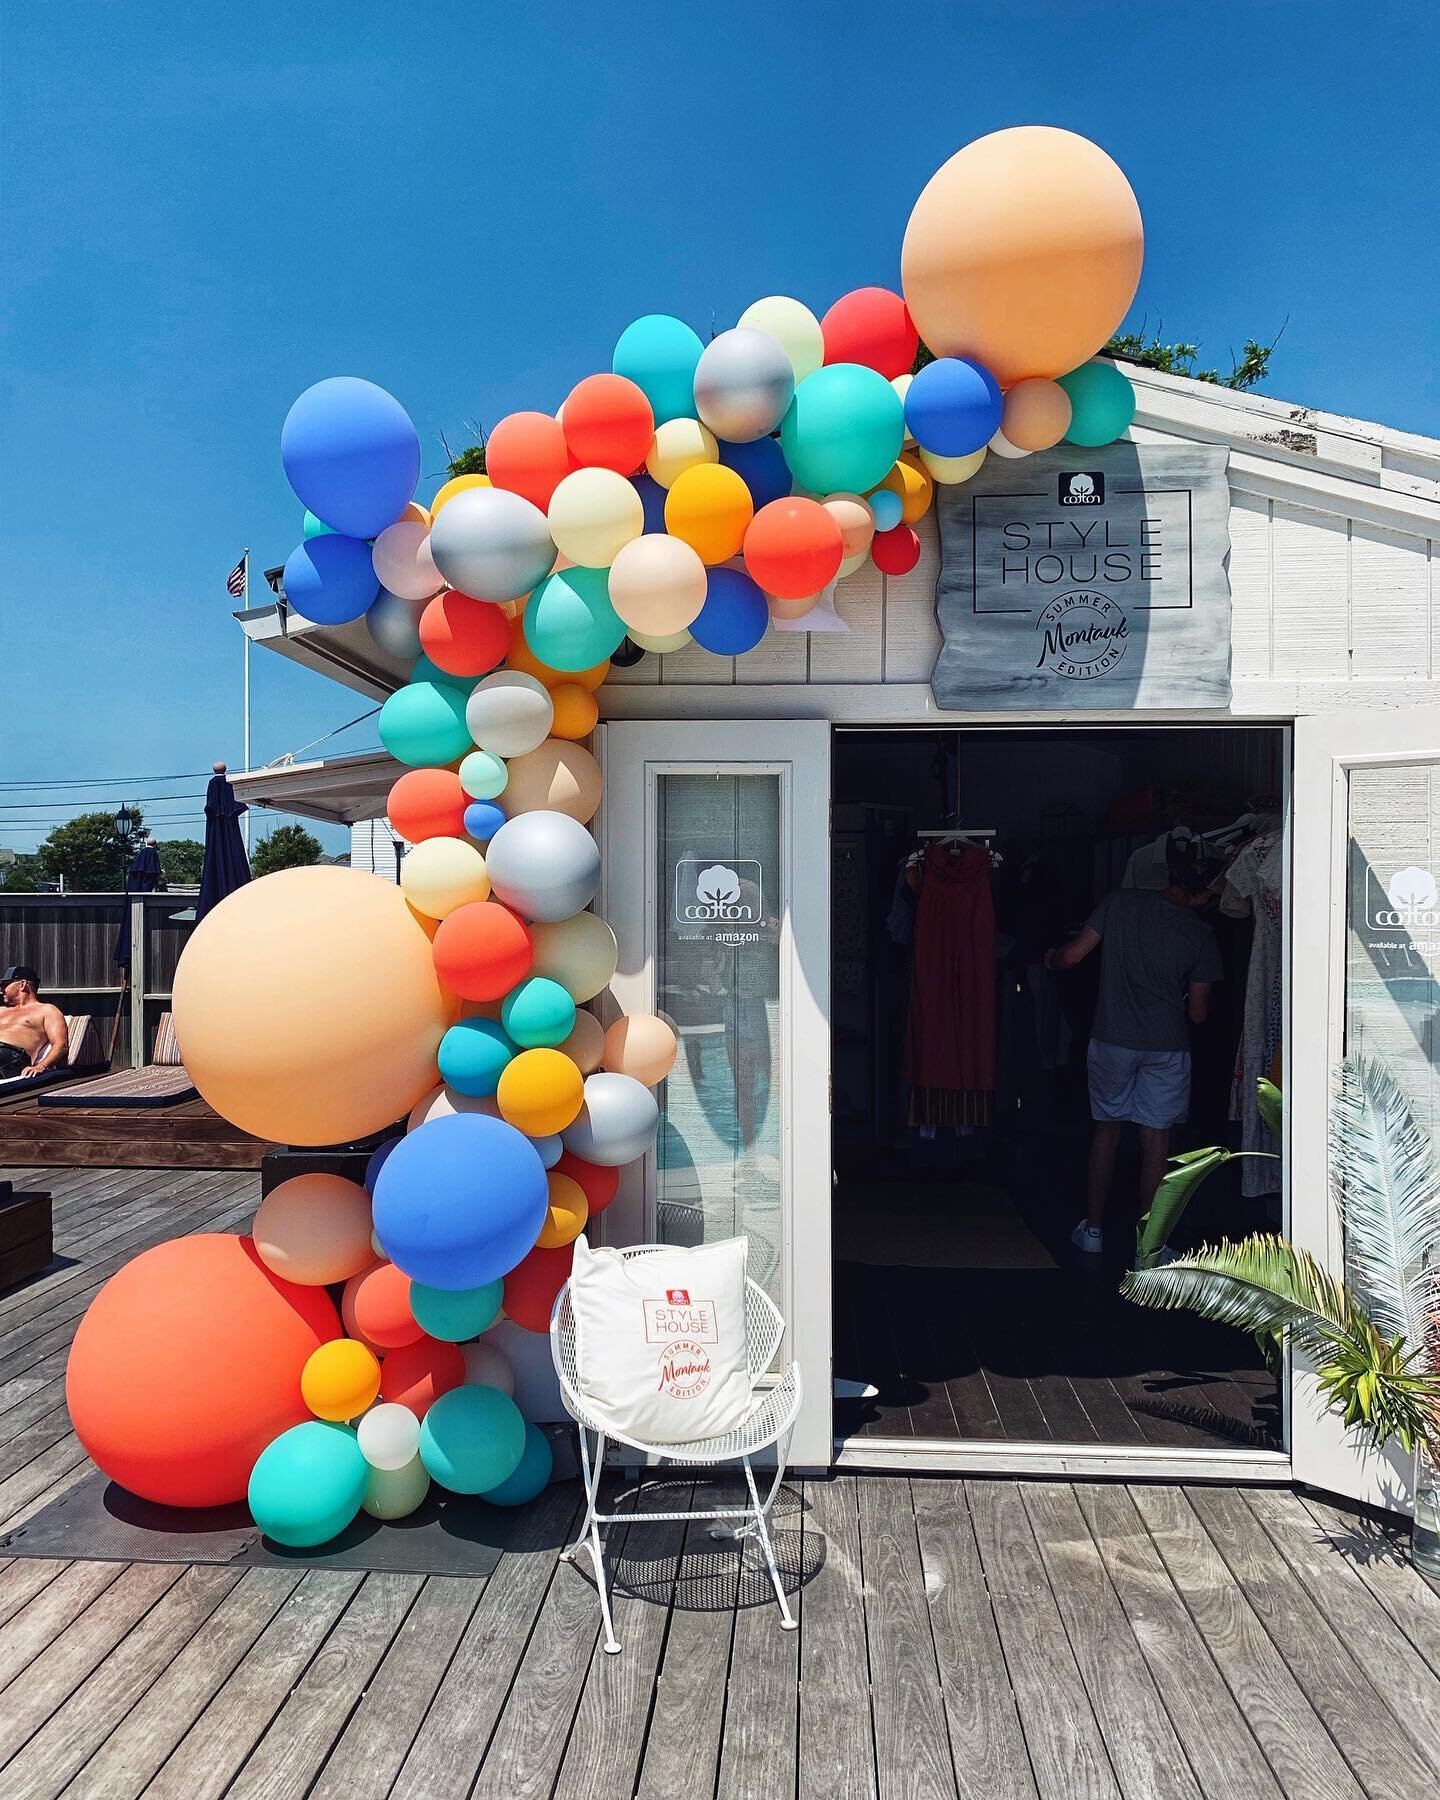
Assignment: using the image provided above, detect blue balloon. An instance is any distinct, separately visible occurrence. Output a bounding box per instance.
[420,1384,526,1494]
[482,1422,554,1506]
[410,1277,503,1341]
[437,1018,516,1097]
[281,376,421,540]
[904,357,1002,457]
[463,800,507,843]
[691,566,770,656]
[373,1112,547,1289]
[613,315,704,426]
[718,435,792,511]
[248,1421,367,1547]
[631,471,669,534]
[868,487,904,532]
[364,1136,401,1193]
[282,535,379,626]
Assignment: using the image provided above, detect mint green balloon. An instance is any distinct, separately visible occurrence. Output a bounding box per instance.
[1058,361,1136,447]
[523,567,626,672]
[248,1421,366,1547]
[501,977,577,1049]
[378,680,472,767]
[459,748,508,800]
[302,510,337,539]
[411,1278,504,1342]
[780,363,904,496]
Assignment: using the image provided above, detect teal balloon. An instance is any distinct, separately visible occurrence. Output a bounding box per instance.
[523,567,626,672]
[379,681,472,767]
[303,510,336,539]
[482,1421,553,1507]
[780,363,905,496]
[501,977,576,1049]
[1058,361,1136,447]
[420,1384,526,1494]
[410,1277,504,1341]
[409,651,473,692]
[613,314,704,426]
[437,1017,516,1096]
[248,1421,367,1547]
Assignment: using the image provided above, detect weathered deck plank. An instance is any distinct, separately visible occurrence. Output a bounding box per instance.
[798,1475,878,1800]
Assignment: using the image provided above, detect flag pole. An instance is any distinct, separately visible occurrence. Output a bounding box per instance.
[241,548,251,850]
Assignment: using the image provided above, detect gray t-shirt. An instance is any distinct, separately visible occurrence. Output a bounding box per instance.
[1086,889,1223,1052]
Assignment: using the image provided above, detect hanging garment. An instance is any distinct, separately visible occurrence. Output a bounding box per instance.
[903,844,996,1126]
[1223,832,1283,1196]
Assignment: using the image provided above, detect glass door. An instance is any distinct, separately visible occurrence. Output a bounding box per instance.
[598,721,832,1465]
[1292,704,1440,1508]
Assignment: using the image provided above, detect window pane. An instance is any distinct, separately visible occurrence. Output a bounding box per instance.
[655,772,783,1299]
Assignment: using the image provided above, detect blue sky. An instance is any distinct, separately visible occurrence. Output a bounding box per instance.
[4,3,1437,855]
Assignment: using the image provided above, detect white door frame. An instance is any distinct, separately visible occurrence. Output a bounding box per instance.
[598,720,833,1467]
[1291,703,1440,1510]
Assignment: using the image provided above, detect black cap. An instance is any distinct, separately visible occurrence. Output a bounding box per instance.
[1,965,39,989]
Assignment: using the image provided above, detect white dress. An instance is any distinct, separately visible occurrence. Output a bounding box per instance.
[1222,833,1283,1195]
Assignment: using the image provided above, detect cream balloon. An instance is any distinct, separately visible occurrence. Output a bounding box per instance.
[546,467,644,567]
[602,1013,678,1085]
[362,1452,430,1520]
[645,418,718,489]
[891,373,916,446]
[398,835,490,919]
[918,445,987,485]
[627,627,693,653]
[465,671,554,757]
[607,534,707,636]
[407,1084,499,1131]
[529,911,618,1002]
[987,427,1031,460]
[371,520,444,601]
[499,740,604,824]
[737,295,825,382]
[558,1008,606,1073]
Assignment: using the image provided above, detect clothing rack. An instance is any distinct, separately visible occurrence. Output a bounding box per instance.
[918,828,996,843]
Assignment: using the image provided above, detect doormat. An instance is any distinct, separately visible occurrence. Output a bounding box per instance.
[0,1468,575,1576]
[832,1181,1057,1270]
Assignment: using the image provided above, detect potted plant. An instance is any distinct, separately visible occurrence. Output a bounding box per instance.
[1123,1057,1440,1571]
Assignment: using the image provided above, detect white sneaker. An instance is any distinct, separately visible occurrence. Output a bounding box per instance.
[1070,1219,1104,1254]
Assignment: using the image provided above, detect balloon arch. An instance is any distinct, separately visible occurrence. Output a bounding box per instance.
[66,126,1144,1544]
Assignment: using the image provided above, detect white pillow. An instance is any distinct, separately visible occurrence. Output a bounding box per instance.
[567,1236,753,1444]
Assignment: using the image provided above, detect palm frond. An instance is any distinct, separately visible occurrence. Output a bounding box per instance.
[1333,1057,1440,1346]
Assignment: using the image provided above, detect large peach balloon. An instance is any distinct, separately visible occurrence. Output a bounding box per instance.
[901,127,1143,385]
[172,867,451,1145]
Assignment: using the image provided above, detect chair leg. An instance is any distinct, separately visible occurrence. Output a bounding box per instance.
[560,1427,621,1654]
[743,1455,797,1632]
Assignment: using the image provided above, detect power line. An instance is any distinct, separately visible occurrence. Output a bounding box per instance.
[0,771,212,789]
[0,793,208,812]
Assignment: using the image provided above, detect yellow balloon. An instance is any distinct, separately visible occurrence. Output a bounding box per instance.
[736,295,824,382]
[500,740,605,824]
[548,682,600,740]
[646,418,718,489]
[547,468,644,568]
[558,1008,606,1073]
[496,1047,585,1136]
[608,534,707,636]
[537,1171,589,1248]
[172,868,452,1145]
[664,464,754,564]
[918,445,987,485]
[398,835,491,919]
[302,1339,381,1422]
[879,453,934,524]
[529,912,618,1002]
[431,473,491,516]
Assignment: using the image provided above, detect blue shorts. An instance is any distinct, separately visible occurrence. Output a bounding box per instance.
[1087,1040,1190,1128]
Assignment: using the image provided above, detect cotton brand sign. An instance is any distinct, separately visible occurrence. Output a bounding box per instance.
[932,441,1232,710]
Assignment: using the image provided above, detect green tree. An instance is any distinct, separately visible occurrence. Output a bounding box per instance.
[0,854,40,892]
[446,443,487,477]
[1103,324,1281,392]
[156,838,205,885]
[36,809,145,891]
[251,823,323,878]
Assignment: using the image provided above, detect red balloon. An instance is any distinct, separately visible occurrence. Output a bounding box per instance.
[561,374,654,475]
[379,1335,465,1416]
[387,767,468,844]
[487,411,575,511]
[418,590,510,676]
[821,287,918,380]
[743,498,844,599]
[343,1261,423,1350]
[66,1234,341,1508]
[551,1151,620,1217]
[432,900,534,1001]
[871,523,922,575]
[503,1241,575,1332]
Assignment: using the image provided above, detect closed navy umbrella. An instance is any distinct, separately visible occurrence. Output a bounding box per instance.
[197,762,252,922]
[114,838,163,967]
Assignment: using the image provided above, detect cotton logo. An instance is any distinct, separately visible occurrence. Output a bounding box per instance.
[1386,866,1437,913]
[697,864,741,906]
[1058,470,1104,505]
[667,1288,690,1306]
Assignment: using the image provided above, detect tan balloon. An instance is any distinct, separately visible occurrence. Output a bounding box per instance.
[602,1013,678,1086]
[252,1174,376,1285]
[768,593,823,621]
[172,867,451,1145]
[608,533,707,636]
[500,740,604,824]
[823,494,876,561]
[529,911,619,1002]
[1000,377,1073,452]
[901,126,1143,385]
[558,1008,607,1073]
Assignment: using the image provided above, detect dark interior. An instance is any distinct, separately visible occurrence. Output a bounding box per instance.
[832,725,1285,1453]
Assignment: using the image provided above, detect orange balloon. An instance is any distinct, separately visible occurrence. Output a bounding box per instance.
[344,1260,423,1350]
[171,867,452,1146]
[548,682,599,740]
[502,1241,575,1331]
[537,1171,588,1247]
[487,411,575,511]
[378,1335,465,1416]
[743,497,844,599]
[387,767,468,844]
[1001,378,1073,452]
[561,374,654,474]
[66,1234,340,1507]
[419,590,510,676]
[901,126,1143,385]
[505,614,610,692]
[431,900,533,1002]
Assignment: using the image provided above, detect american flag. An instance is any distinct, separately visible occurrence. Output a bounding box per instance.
[226,554,247,600]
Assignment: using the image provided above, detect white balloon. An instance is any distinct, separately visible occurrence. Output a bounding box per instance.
[693,328,795,442]
[485,1318,565,1420]
[357,1402,421,1471]
[372,521,444,601]
[986,428,1031,460]
[429,486,556,602]
[485,811,601,922]
[365,588,426,660]
[465,671,554,758]
[461,1339,515,1395]
[561,1071,660,1166]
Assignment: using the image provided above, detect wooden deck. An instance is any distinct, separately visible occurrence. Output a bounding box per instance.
[0,1098,269,1170]
[2,1166,1440,1798]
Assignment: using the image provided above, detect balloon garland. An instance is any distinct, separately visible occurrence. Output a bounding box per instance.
[64,124,1144,1545]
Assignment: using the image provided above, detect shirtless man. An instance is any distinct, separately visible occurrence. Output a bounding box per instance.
[0,965,69,1080]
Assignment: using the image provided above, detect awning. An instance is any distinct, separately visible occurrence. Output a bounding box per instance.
[236,601,408,700]
[230,748,401,826]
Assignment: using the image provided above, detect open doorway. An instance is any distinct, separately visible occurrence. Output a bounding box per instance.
[832,725,1285,1455]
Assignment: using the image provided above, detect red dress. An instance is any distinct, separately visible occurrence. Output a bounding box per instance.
[902,845,996,1126]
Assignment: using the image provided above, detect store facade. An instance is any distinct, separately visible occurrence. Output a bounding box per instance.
[237,363,1440,1510]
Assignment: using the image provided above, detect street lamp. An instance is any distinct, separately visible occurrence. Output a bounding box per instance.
[114,802,138,891]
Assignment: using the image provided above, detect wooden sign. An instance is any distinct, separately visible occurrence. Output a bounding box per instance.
[932,441,1231,709]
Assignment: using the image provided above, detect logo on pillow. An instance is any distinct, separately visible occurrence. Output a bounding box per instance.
[667,1288,690,1305]
[643,1295,718,1344]
[658,1340,711,1400]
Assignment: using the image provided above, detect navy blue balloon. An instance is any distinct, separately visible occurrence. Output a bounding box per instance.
[904,357,1002,457]
[373,1112,547,1291]
[631,471,669,535]
[281,377,421,540]
[464,800,507,842]
[282,534,379,626]
[718,435,792,512]
[691,566,770,655]
[364,1136,401,1194]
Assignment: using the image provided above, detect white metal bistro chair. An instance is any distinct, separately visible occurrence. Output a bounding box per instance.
[549,1245,803,1655]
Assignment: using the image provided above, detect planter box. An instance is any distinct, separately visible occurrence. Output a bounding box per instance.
[0,1185,53,1292]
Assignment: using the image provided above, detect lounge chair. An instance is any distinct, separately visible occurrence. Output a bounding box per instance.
[39,1011,197,1109]
[0,1015,105,1104]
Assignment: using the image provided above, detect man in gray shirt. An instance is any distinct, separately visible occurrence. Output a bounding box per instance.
[1045,870,1223,1254]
